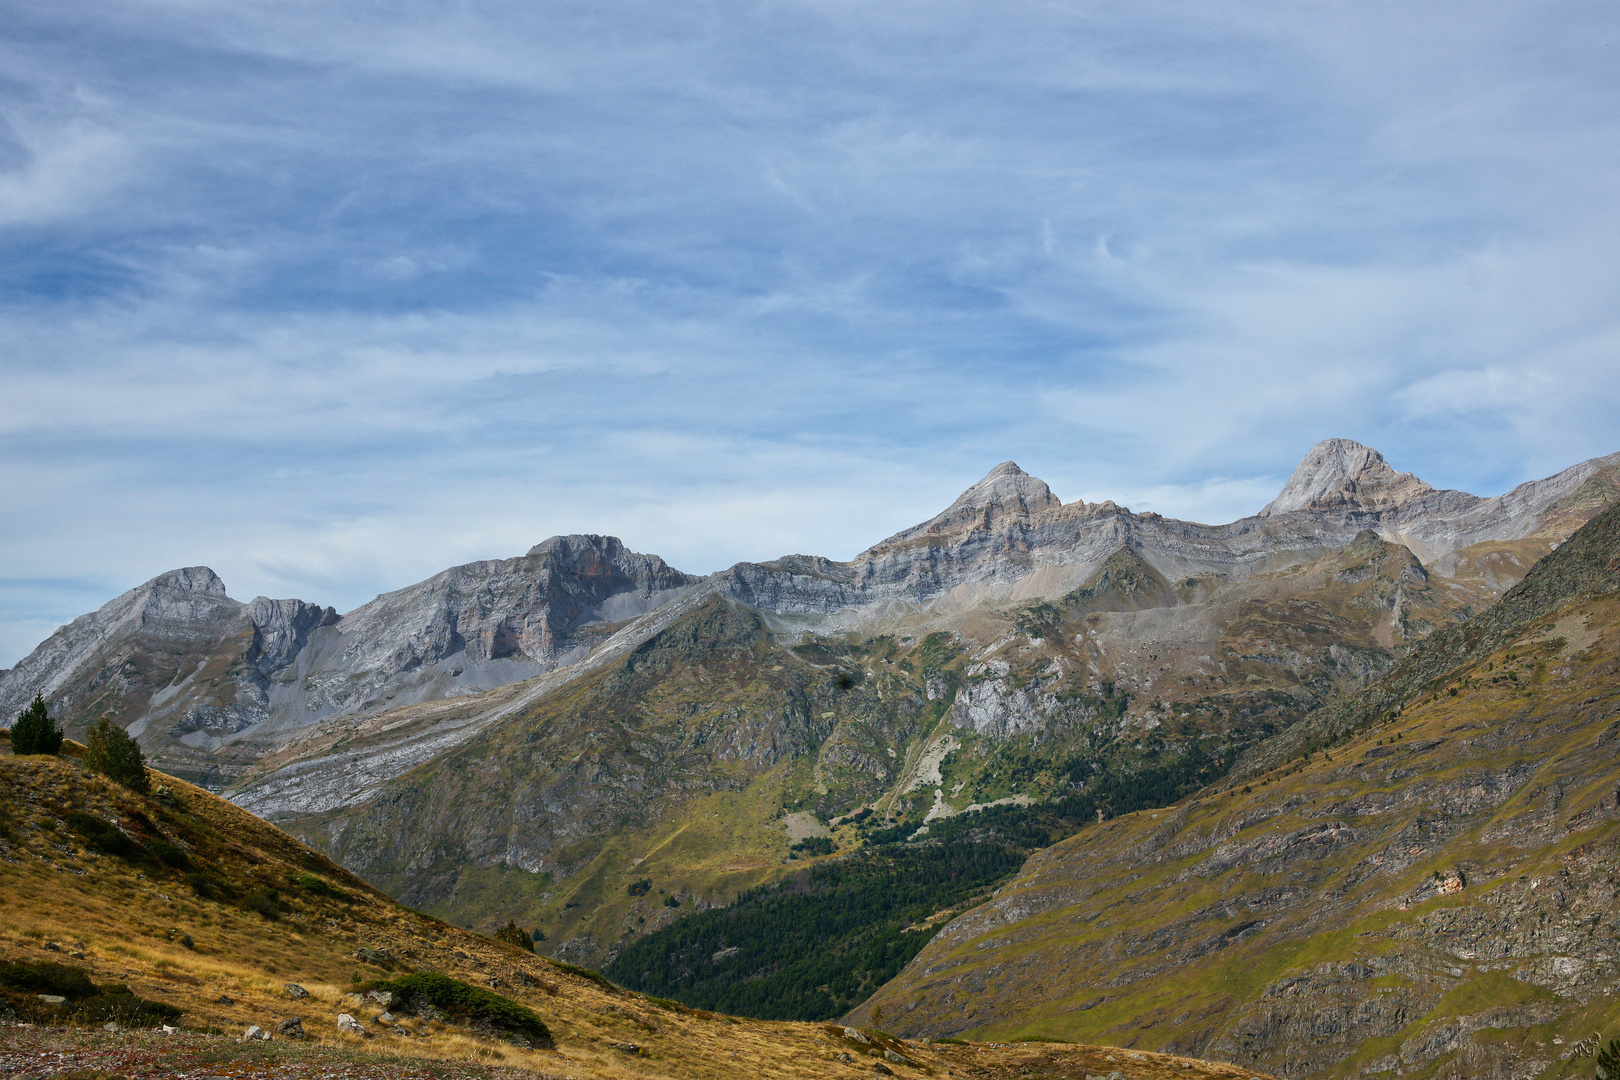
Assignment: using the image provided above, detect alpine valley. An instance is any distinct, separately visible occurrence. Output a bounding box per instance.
[7,438,1620,1079]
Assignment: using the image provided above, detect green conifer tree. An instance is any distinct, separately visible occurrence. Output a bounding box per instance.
[494,919,535,953]
[83,717,151,794]
[9,694,63,756]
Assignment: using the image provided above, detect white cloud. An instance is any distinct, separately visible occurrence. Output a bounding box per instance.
[0,112,133,226]
[1,0,1618,664]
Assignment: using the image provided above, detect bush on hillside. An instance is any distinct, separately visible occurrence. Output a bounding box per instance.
[0,960,94,999]
[9,695,63,756]
[0,959,181,1028]
[366,972,552,1047]
[289,872,351,901]
[185,872,235,901]
[83,717,150,794]
[241,885,280,920]
[64,812,139,860]
[494,919,535,953]
[1596,1037,1620,1079]
[147,839,191,869]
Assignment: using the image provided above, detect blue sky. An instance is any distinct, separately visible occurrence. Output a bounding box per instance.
[3,0,1619,666]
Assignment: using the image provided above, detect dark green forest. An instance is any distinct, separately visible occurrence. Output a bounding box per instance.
[605,742,1230,1020]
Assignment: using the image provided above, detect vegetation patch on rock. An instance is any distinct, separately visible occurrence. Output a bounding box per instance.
[0,958,182,1028]
[364,972,552,1048]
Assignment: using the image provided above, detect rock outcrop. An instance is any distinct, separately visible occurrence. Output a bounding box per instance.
[1260,438,1436,516]
[715,442,1620,627]
[0,535,698,787]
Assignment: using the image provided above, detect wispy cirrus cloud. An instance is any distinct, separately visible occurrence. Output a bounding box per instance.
[1,0,1617,665]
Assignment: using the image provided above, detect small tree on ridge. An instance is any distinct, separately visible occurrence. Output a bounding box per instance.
[84,717,151,794]
[9,694,63,756]
[494,919,535,953]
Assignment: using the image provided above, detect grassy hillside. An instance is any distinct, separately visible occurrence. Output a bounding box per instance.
[847,507,1620,1080]
[0,733,1278,1080]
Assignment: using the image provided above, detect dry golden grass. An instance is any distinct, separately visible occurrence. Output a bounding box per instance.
[0,742,1271,1080]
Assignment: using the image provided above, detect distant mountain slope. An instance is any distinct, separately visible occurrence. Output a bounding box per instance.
[0,736,1269,1080]
[7,441,1620,978]
[846,497,1620,1080]
[0,536,697,788]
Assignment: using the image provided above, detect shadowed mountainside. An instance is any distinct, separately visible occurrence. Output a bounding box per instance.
[0,734,1274,1080]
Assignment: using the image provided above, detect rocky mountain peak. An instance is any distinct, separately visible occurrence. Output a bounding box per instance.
[859,462,1061,555]
[146,566,229,596]
[1260,438,1435,517]
[944,461,1061,518]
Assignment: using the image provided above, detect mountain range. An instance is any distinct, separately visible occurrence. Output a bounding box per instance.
[847,489,1620,1080]
[5,437,1620,1047]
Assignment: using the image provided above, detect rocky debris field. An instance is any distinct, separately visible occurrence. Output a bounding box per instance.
[0,1025,572,1080]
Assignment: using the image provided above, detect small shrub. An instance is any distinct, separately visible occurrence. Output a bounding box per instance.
[185,872,233,901]
[82,718,150,794]
[494,919,534,953]
[1596,1037,1620,1078]
[0,959,180,1028]
[542,957,620,994]
[367,972,552,1047]
[0,960,95,999]
[627,878,652,897]
[790,836,836,856]
[241,885,280,920]
[64,812,138,860]
[663,894,680,908]
[147,840,191,869]
[288,872,350,901]
[9,695,63,756]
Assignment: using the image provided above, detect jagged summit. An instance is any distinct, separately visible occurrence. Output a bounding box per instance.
[146,565,229,595]
[864,462,1061,553]
[1260,438,1437,517]
[943,461,1061,518]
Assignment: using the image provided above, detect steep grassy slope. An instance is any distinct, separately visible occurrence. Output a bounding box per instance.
[0,735,1274,1080]
[847,506,1620,1080]
[267,597,938,962]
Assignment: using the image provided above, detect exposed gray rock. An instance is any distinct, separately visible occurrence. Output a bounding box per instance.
[12,445,1612,802]
[1261,439,1435,517]
[0,535,700,790]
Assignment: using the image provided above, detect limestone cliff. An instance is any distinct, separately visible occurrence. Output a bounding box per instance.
[0,535,698,787]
